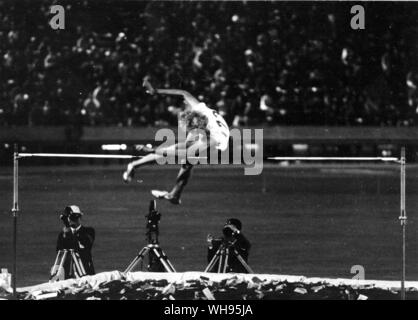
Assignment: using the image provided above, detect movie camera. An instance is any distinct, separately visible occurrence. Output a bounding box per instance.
[145,200,161,244]
[124,200,176,273]
[59,206,82,228]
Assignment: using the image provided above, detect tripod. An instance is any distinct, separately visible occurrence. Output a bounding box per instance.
[50,249,87,281]
[124,200,176,273]
[205,240,254,273]
[124,243,176,273]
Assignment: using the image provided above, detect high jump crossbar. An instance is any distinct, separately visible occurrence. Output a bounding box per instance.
[11,150,407,299]
[16,153,143,160]
[16,153,206,160]
[268,156,400,163]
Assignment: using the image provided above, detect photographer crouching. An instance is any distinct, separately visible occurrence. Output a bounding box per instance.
[55,205,95,279]
[206,218,252,273]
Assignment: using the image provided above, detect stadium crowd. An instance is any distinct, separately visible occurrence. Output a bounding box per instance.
[1,1,417,127]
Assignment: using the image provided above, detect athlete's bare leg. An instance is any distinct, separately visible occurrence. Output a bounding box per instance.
[152,135,216,204]
[123,142,188,182]
[151,162,194,205]
[123,153,163,182]
[168,163,193,200]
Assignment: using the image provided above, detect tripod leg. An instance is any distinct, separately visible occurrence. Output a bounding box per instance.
[222,248,230,273]
[69,251,77,277]
[60,250,70,279]
[50,251,62,278]
[59,250,68,271]
[151,248,175,273]
[71,251,87,277]
[51,250,62,269]
[69,251,78,277]
[204,248,222,273]
[232,249,254,273]
[165,259,176,273]
[157,248,176,272]
[217,248,226,273]
[50,250,66,280]
[124,247,149,273]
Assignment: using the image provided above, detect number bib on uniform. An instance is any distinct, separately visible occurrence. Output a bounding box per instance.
[194,103,230,151]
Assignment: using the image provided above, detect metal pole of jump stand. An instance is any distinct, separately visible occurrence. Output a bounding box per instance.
[399,147,406,300]
[12,144,19,298]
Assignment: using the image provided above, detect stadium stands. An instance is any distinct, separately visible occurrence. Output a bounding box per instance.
[1,1,417,127]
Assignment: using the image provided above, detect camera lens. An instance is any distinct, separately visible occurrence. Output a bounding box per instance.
[68,214,79,221]
[223,226,233,237]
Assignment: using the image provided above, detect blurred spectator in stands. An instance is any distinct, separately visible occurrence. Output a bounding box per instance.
[0,1,416,127]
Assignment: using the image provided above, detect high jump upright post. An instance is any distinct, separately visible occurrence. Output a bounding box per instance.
[400,147,407,300]
[11,144,19,298]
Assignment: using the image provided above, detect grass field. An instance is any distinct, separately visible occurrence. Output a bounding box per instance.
[1,163,418,287]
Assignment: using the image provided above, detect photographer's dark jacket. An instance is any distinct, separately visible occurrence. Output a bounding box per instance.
[56,226,95,277]
[207,232,251,273]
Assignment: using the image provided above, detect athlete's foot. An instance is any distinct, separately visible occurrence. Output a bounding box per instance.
[151,190,181,205]
[123,164,135,183]
[122,171,131,183]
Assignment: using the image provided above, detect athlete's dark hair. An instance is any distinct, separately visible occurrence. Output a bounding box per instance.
[179,110,209,133]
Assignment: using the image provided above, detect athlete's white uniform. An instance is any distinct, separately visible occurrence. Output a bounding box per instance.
[192,102,230,151]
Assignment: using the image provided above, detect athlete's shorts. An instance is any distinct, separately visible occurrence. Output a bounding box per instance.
[211,130,230,151]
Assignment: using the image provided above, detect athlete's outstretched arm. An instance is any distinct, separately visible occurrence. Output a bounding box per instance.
[156,89,200,107]
[143,79,200,108]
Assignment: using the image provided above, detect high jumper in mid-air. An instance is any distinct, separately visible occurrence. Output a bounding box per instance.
[123,79,230,204]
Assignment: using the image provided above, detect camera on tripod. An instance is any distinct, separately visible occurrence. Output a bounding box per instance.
[60,209,71,228]
[145,200,161,244]
[124,200,176,273]
[51,206,88,281]
[222,223,238,239]
[60,206,83,228]
[205,218,253,273]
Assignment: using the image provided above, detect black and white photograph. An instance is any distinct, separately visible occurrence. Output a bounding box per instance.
[1,0,418,306]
